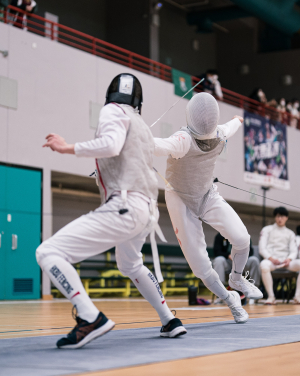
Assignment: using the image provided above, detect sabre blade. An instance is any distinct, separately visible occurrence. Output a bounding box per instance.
[150,78,204,128]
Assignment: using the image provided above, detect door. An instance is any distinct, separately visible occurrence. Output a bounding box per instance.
[0,212,6,300]
[0,165,7,300]
[0,164,42,300]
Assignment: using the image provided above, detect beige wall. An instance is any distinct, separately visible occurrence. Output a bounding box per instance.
[1,23,300,292]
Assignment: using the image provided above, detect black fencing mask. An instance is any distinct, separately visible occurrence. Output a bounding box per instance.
[105,73,143,114]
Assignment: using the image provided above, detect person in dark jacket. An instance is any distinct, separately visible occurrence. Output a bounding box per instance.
[197,69,223,100]
[213,233,261,287]
[10,0,37,29]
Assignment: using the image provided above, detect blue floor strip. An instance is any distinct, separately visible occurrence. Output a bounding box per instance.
[0,315,299,376]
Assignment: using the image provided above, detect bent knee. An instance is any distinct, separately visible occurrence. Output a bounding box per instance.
[260,260,271,272]
[289,260,300,272]
[231,231,250,251]
[36,242,60,266]
[36,243,46,265]
[117,261,143,278]
[248,256,260,266]
[213,256,227,265]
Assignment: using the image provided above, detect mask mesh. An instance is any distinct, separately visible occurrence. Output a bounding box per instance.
[186,92,219,137]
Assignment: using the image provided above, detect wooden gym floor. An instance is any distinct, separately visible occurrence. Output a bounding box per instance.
[1,297,300,376]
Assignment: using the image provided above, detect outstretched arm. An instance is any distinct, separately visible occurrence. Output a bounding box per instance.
[43,104,130,158]
[218,115,243,139]
[154,131,191,159]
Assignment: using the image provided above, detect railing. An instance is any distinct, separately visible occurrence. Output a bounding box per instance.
[1,5,299,129]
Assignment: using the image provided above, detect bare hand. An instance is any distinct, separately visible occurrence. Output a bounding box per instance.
[282,259,291,268]
[269,257,281,265]
[26,5,33,11]
[233,115,244,123]
[228,254,232,261]
[43,134,75,154]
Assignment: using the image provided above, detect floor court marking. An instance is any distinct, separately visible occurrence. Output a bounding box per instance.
[172,306,228,311]
[0,298,189,305]
[0,315,299,376]
[0,311,297,337]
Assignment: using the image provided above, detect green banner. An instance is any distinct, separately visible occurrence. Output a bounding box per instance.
[171,68,193,100]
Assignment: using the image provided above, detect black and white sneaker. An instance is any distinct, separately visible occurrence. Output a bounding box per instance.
[160,318,187,338]
[57,311,115,349]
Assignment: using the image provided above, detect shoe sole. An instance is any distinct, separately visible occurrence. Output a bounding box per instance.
[160,326,187,338]
[244,292,263,299]
[229,291,249,324]
[58,319,115,349]
[234,314,249,324]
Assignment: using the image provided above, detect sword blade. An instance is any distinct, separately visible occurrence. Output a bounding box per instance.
[150,78,204,128]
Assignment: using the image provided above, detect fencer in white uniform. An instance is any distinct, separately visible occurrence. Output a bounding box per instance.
[37,74,186,349]
[259,208,300,304]
[154,92,263,323]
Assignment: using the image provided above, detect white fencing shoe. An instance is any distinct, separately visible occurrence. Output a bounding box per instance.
[227,291,249,324]
[229,272,263,299]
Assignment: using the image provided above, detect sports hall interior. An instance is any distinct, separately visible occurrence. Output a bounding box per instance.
[1,1,300,375]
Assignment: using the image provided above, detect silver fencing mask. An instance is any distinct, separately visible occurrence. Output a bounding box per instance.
[186,92,219,140]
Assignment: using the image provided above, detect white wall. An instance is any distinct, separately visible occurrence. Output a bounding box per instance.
[1,23,300,295]
[1,22,300,216]
[1,22,300,205]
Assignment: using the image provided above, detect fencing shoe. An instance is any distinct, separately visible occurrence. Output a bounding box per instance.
[57,311,115,349]
[160,318,187,338]
[227,291,249,324]
[229,272,263,299]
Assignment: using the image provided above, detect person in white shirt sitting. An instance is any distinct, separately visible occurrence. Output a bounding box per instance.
[259,207,300,305]
[296,226,300,259]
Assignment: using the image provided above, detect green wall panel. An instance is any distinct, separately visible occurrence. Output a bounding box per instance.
[0,213,6,300]
[0,165,7,210]
[0,164,42,300]
[5,212,41,300]
[6,167,41,213]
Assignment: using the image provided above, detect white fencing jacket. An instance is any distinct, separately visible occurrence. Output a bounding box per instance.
[296,235,300,259]
[259,224,297,262]
[154,118,241,160]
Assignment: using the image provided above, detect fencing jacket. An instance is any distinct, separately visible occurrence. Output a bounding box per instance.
[259,224,297,262]
[296,236,300,259]
[75,103,164,282]
[75,103,158,205]
[154,117,241,217]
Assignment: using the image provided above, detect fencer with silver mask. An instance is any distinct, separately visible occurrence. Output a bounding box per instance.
[154,92,263,323]
[36,73,186,349]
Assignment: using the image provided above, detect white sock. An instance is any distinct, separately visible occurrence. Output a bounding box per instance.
[128,266,174,325]
[40,255,99,323]
[230,245,250,282]
[261,269,275,299]
[202,269,232,303]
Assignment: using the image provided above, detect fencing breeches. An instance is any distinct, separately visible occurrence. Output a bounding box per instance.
[36,193,174,325]
[165,190,250,303]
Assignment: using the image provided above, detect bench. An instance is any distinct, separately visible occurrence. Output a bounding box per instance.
[271,269,298,303]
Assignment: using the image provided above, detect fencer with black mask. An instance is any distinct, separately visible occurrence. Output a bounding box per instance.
[37,73,186,349]
[154,92,263,323]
